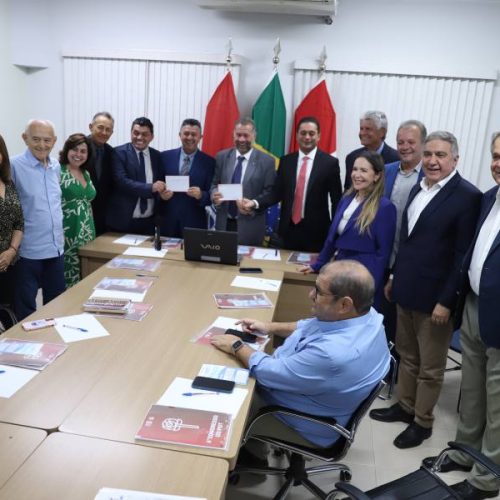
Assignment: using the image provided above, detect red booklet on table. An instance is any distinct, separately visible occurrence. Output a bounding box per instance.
[0,338,67,371]
[136,405,232,450]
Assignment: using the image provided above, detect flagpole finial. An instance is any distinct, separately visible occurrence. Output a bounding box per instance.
[273,38,281,68]
[226,38,233,69]
[319,45,327,73]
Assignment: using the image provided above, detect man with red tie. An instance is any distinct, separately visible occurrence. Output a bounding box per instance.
[255,116,342,251]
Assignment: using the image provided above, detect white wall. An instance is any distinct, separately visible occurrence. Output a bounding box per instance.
[5,0,500,190]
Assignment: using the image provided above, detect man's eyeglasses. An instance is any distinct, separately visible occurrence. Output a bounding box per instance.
[312,284,337,298]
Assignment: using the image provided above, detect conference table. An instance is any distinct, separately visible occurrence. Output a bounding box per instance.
[0,423,46,489]
[0,232,316,496]
[0,433,228,500]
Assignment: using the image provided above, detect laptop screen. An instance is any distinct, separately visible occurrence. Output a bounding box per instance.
[183,228,238,266]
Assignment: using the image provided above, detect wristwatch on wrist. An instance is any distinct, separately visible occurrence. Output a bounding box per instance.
[232,339,244,353]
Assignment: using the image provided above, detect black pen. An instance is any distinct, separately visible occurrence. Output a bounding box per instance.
[136,273,159,278]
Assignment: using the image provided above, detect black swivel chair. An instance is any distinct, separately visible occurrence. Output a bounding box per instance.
[329,441,500,499]
[229,381,386,500]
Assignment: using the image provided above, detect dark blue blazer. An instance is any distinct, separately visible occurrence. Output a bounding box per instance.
[344,142,399,191]
[106,143,162,232]
[455,185,500,347]
[392,172,482,314]
[312,193,397,305]
[383,161,425,198]
[158,148,215,237]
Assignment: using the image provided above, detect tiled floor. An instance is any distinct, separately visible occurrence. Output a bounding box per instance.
[226,358,500,499]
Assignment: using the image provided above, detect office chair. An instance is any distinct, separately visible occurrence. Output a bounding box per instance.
[329,441,500,499]
[229,380,386,500]
[0,304,17,334]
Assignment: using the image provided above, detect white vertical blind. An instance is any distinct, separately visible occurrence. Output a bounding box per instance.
[63,55,240,151]
[292,69,495,186]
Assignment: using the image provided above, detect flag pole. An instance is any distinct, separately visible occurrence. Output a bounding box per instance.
[225,38,233,72]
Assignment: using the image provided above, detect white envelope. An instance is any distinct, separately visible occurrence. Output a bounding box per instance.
[218,183,242,201]
[165,176,189,192]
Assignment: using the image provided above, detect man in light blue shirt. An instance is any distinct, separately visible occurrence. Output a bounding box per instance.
[211,260,390,462]
[11,119,65,320]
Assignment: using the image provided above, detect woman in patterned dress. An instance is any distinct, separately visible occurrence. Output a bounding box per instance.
[0,134,24,310]
[59,133,96,287]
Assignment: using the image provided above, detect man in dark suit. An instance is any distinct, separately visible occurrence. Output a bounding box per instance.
[211,117,276,246]
[423,132,500,500]
[87,111,115,235]
[381,120,426,347]
[370,131,481,449]
[158,119,215,237]
[253,116,342,252]
[106,117,165,235]
[344,110,399,190]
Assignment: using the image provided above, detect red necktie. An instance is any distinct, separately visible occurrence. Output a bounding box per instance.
[292,156,309,225]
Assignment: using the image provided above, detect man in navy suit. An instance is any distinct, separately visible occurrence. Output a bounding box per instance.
[211,118,276,246]
[87,111,115,235]
[381,120,426,346]
[252,116,342,252]
[344,110,399,190]
[370,131,481,449]
[158,119,215,237]
[106,117,165,235]
[423,132,500,500]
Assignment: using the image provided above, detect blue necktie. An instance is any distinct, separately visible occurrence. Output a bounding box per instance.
[229,155,244,218]
[138,151,148,214]
[180,155,191,176]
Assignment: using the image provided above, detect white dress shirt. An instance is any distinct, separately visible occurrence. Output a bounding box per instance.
[468,189,500,295]
[407,169,457,235]
[132,147,154,218]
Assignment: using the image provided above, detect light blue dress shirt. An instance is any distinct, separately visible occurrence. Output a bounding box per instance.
[249,308,390,446]
[11,149,64,259]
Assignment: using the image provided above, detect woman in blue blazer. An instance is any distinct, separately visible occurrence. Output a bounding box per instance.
[302,151,396,308]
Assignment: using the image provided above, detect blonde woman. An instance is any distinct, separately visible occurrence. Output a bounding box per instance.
[301,151,396,307]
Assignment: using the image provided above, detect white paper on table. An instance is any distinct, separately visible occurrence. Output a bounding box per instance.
[165,175,190,192]
[54,313,110,343]
[231,275,281,292]
[0,364,38,398]
[90,289,146,303]
[218,183,242,201]
[95,488,205,500]
[123,247,168,258]
[210,316,267,338]
[198,364,249,386]
[157,377,248,419]
[113,234,149,246]
[250,247,281,261]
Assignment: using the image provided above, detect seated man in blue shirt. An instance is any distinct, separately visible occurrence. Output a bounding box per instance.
[211,259,390,463]
[11,120,65,320]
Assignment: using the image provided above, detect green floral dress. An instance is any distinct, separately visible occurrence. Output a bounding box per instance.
[60,165,97,287]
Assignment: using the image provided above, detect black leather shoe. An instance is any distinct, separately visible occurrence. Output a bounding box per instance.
[422,455,472,472]
[394,422,432,449]
[369,403,414,424]
[450,480,499,499]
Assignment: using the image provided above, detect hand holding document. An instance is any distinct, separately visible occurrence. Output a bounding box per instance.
[165,175,189,192]
[218,183,242,201]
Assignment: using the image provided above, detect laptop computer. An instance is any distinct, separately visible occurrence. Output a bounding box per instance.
[183,227,239,266]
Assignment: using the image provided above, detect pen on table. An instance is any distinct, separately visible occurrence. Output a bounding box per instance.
[62,325,88,332]
[182,392,219,396]
[136,273,159,278]
[0,370,5,374]
[275,249,278,256]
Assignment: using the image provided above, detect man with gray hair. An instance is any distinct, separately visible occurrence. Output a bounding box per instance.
[344,110,399,190]
[211,117,275,246]
[11,119,65,320]
[211,260,390,464]
[370,131,481,449]
[422,131,500,500]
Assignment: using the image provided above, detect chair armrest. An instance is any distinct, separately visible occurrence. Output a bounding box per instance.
[331,482,371,499]
[245,404,351,442]
[448,441,500,478]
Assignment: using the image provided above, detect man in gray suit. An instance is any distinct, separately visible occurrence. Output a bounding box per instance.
[211,117,276,246]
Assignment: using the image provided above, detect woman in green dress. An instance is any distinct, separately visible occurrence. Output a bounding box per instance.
[59,133,96,287]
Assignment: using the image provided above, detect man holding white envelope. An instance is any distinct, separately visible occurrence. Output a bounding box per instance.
[159,119,215,237]
[211,117,276,246]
